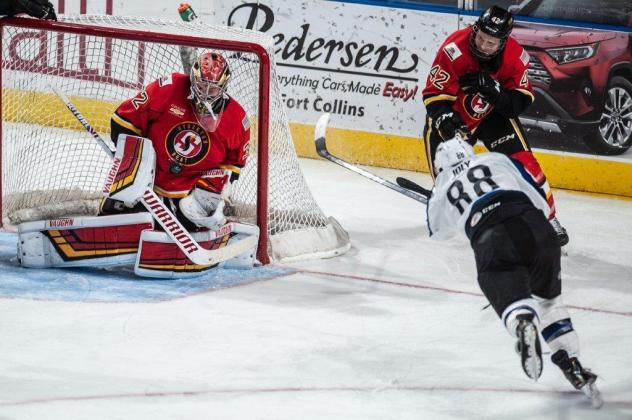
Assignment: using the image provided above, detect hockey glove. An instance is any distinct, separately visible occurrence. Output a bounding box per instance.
[432,112,471,142]
[13,0,57,20]
[459,72,502,104]
[179,188,226,230]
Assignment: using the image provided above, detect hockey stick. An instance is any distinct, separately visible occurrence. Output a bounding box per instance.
[314,113,429,204]
[51,86,257,266]
[50,85,116,157]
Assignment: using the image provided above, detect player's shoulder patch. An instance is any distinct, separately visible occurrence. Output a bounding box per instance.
[519,48,530,66]
[443,42,462,62]
[226,97,249,130]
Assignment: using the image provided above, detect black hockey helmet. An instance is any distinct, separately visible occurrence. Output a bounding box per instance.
[470,6,514,61]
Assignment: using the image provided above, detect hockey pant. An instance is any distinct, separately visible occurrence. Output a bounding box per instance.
[423,111,556,218]
[471,207,579,355]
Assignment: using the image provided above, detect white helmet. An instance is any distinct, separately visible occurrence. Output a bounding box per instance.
[434,137,475,174]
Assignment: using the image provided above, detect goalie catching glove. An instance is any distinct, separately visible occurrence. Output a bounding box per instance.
[179,167,236,230]
[179,186,227,230]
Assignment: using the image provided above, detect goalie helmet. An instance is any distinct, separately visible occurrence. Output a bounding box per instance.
[470,6,514,62]
[434,138,475,174]
[190,51,231,116]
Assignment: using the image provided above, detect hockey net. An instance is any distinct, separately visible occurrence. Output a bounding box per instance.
[0,15,350,264]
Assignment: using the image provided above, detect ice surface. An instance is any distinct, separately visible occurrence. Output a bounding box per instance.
[0,158,630,419]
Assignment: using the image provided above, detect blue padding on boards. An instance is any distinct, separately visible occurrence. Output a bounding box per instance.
[0,232,293,302]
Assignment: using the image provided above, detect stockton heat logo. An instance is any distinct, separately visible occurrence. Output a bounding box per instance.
[166,122,210,166]
[463,93,492,120]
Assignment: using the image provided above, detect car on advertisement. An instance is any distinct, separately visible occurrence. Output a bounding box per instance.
[507,1,632,155]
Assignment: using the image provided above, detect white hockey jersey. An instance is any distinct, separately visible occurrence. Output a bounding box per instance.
[427,152,551,241]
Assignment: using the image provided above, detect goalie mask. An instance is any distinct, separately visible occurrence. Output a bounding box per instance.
[434,138,475,175]
[189,51,231,131]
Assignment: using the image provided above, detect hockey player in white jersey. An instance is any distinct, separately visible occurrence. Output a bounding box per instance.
[426,138,601,406]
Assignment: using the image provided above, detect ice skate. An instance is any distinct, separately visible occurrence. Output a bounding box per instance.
[551,350,603,408]
[515,313,543,381]
[550,217,569,247]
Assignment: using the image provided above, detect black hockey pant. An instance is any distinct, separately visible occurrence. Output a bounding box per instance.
[470,206,562,318]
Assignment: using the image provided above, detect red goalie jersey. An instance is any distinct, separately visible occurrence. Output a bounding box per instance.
[422,27,534,131]
[112,73,250,198]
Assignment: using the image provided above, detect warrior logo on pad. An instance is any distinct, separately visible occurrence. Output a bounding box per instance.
[166,122,210,166]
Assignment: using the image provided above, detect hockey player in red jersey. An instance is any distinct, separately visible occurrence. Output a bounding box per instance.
[422,5,568,246]
[16,51,259,278]
[104,51,250,232]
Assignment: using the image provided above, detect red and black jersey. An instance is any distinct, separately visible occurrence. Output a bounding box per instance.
[112,73,250,198]
[422,27,534,131]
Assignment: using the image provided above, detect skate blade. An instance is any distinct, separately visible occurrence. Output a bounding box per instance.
[521,324,543,381]
[582,382,603,409]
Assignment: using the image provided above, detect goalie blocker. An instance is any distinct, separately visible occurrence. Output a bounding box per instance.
[17,134,259,278]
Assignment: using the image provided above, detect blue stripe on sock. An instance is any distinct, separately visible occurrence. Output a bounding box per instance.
[542,318,574,342]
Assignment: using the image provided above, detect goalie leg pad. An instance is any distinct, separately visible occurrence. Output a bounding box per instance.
[17,213,154,268]
[134,222,259,279]
[104,134,156,207]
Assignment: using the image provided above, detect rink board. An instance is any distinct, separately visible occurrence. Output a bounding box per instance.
[3,88,631,197]
[290,122,632,198]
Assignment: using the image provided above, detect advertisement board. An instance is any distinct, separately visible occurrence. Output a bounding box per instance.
[203,0,458,169]
[204,1,632,196]
[209,0,436,137]
[8,0,632,196]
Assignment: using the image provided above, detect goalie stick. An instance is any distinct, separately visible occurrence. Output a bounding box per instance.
[51,86,257,266]
[50,85,116,157]
[314,113,430,204]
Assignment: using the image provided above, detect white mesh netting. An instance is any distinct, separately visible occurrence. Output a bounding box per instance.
[1,15,350,262]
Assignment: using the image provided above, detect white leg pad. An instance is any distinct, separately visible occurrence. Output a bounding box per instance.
[17,213,154,268]
[134,222,259,279]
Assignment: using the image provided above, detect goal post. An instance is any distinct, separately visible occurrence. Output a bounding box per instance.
[0,15,350,264]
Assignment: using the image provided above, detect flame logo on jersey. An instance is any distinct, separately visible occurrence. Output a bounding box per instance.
[166,122,210,166]
[463,93,492,120]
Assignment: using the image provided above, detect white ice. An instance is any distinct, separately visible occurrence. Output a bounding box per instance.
[0,157,631,419]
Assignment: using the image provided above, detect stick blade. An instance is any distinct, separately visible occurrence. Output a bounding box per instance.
[396,177,432,198]
[189,235,259,266]
[314,113,331,157]
[395,177,410,188]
